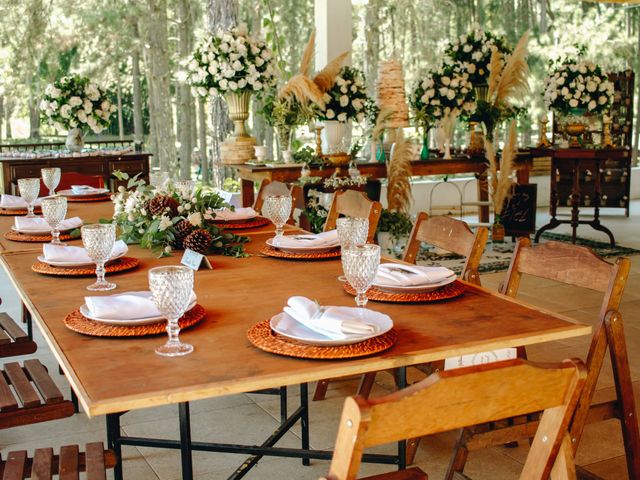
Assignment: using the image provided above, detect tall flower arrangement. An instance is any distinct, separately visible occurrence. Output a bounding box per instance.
[317,66,371,123]
[111,173,247,257]
[40,76,115,134]
[188,23,276,97]
[544,59,614,115]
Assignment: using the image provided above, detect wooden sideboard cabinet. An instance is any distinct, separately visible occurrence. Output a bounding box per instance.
[0,152,151,194]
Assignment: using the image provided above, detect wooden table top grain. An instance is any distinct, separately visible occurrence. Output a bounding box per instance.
[0,203,591,417]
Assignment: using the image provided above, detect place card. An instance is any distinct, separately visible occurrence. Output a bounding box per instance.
[181,248,212,271]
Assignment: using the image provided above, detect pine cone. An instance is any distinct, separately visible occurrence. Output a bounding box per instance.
[171,219,195,249]
[147,195,179,217]
[183,229,212,254]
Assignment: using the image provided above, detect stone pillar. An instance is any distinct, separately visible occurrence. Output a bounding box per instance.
[314,0,352,69]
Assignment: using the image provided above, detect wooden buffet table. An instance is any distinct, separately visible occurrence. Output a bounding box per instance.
[0,202,590,479]
[0,151,151,194]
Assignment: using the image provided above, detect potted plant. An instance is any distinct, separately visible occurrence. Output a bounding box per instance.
[376,209,413,257]
[40,76,115,152]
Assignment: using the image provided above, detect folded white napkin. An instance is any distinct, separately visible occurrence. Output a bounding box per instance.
[214,207,257,221]
[43,240,128,263]
[14,216,83,232]
[85,290,197,320]
[272,230,339,248]
[375,263,455,286]
[71,185,105,194]
[0,194,43,209]
[283,296,375,340]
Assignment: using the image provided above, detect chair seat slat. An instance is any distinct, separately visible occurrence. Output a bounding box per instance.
[32,448,53,480]
[3,450,27,480]
[58,445,79,480]
[0,314,28,343]
[3,363,40,408]
[85,443,107,480]
[23,360,63,405]
[0,371,18,412]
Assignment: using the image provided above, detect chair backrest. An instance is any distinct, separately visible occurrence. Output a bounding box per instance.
[501,238,629,318]
[324,189,382,242]
[403,212,488,285]
[253,179,301,223]
[326,358,586,480]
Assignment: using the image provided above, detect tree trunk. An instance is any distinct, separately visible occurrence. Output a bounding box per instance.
[198,97,209,184]
[0,96,4,144]
[131,21,144,144]
[144,0,177,176]
[5,98,13,139]
[177,0,194,180]
[116,67,124,140]
[365,0,381,95]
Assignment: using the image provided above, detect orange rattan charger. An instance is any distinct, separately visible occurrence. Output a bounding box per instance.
[212,216,271,230]
[247,319,397,359]
[343,280,465,303]
[259,245,341,260]
[32,256,140,276]
[4,230,79,243]
[64,304,206,337]
[65,194,111,203]
[0,207,42,216]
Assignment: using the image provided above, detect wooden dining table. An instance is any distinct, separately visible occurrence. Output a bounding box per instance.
[0,200,591,480]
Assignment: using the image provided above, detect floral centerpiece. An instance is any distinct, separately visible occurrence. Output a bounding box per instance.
[111,172,248,257]
[188,23,276,141]
[544,59,614,116]
[40,75,115,151]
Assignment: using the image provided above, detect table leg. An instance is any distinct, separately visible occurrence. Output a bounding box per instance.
[396,367,408,470]
[535,162,561,243]
[300,383,311,466]
[477,172,489,224]
[279,386,288,424]
[106,413,123,480]
[569,159,581,244]
[241,179,254,208]
[179,402,194,480]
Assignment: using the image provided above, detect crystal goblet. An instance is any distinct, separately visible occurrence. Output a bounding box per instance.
[41,196,67,245]
[148,266,194,357]
[341,244,381,308]
[336,217,369,248]
[174,180,195,198]
[17,178,40,218]
[81,224,116,291]
[41,168,61,196]
[262,195,292,240]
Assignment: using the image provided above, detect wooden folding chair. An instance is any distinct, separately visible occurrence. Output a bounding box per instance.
[323,358,586,480]
[402,212,488,285]
[253,179,301,224]
[0,312,36,358]
[324,189,382,242]
[0,442,117,479]
[446,238,640,480]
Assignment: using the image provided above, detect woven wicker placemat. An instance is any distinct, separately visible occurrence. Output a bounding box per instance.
[212,216,270,230]
[343,280,465,303]
[0,207,42,216]
[66,194,111,203]
[259,245,341,260]
[64,304,206,337]
[32,256,140,276]
[247,319,397,359]
[4,230,79,243]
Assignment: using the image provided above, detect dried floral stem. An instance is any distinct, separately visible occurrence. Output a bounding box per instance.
[387,128,413,213]
[485,120,518,217]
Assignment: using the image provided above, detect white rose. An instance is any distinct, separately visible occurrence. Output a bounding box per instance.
[569,98,579,108]
[467,64,476,74]
[598,95,607,105]
[337,112,347,122]
[586,81,597,92]
[255,57,264,67]
[463,44,473,53]
[50,87,61,99]
[219,79,228,90]
[356,112,365,123]
[77,110,87,123]
[187,212,202,226]
[326,109,335,119]
[69,96,82,107]
[232,60,243,71]
[579,64,587,74]
[39,99,48,111]
[60,104,72,118]
[339,95,349,107]
[588,100,597,111]
[228,81,238,91]
[447,90,456,100]
[83,99,93,113]
[442,76,451,86]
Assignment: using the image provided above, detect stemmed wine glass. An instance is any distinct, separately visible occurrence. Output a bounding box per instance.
[262,195,292,241]
[341,244,381,308]
[17,178,40,218]
[41,168,61,196]
[148,266,194,357]
[336,217,369,248]
[174,180,195,198]
[81,224,116,291]
[41,196,67,245]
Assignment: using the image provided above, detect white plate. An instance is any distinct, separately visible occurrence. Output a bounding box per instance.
[373,274,457,294]
[80,300,198,326]
[37,251,126,268]
[11,224,79,235]
[266,237,340,254]
[58,188,110,197]
[270,309,393,346]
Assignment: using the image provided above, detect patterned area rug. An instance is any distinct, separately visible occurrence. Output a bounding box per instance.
[415,232,640,275]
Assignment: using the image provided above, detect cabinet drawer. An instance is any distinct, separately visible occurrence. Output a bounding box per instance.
[11,163,48,179]
[59,161,106,174]
[109,160,146,176]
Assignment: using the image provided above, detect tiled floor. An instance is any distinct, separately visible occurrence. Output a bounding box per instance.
[1,203,638,479]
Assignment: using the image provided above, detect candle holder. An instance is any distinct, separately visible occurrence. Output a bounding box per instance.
[602,116,614,148]
[315,126,324,157]
[537,116,551,148]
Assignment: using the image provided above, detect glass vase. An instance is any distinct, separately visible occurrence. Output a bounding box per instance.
[420,127,430,161]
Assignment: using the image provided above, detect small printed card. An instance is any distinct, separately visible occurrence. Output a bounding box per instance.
[181,248,212,271]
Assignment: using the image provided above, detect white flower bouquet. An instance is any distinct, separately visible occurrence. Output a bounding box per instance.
[544,59,614,115]
[410,65,476,127]
[188,23,276,97]
[317,66,371,123]
[40,76,115,134]
[443,29,510,86]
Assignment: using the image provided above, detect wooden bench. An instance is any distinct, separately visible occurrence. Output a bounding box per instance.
[0,360,75,429]
[0,312,36,359]
[0,442,117,480]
